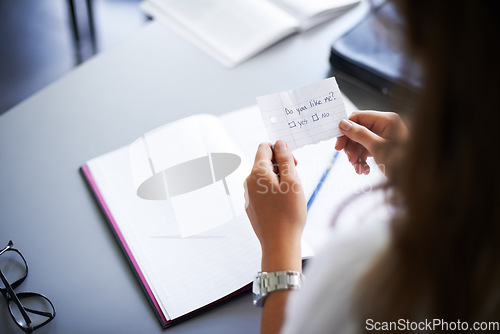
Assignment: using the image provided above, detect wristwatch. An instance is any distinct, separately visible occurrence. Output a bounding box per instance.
[253,271,304,307]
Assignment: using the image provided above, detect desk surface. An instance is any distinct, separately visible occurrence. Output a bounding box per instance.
[0,2,382,333]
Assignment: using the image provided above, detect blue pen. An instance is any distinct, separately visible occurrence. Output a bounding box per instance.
[306,151,339,211]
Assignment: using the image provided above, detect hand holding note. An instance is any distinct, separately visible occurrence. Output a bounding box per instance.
[244,141,306,272]
[335,110,409,177]
[257,77,347,151]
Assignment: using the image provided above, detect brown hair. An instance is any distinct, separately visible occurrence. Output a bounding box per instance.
[358,0,500,327]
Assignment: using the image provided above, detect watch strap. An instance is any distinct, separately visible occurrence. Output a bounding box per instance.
[253,271,304,307]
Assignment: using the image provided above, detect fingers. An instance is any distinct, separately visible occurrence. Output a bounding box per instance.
[348,110,386,127]
[339,119,386,156]
[344,140,362,163]
[338,110,407,176]
[353,156,370,175]
[356,162,370,175]
[250,141,299,185]
[254,142,273,164]
[252,142,275,176]
[344,140,370,175]
[335,135,348,151]
[247,143,278,201]
[349,110,408,142]
[273,140,298,183]
[348,110,395,129]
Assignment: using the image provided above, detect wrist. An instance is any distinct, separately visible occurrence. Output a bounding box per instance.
[261,240,302,272]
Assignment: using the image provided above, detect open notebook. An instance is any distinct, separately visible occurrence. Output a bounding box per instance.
[81,99,385,327]
[141,0,360,68]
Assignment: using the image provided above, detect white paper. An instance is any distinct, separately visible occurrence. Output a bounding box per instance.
[271,0,360,31]
[257,77,347,151]
[128,114,249,237]
[87,151,261,320]
[143,0,298,67]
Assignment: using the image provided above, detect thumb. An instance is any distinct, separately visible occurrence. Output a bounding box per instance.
[273,140,297,182]
[339,119,385,156]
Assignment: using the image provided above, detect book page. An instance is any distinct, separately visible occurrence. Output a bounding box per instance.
[271,0,360,30]
[87,149,261,320]
[128,114,249,237]
[257,77,347,151]
[144,0,299,67]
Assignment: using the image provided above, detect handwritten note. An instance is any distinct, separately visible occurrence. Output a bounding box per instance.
[257,77,347,151]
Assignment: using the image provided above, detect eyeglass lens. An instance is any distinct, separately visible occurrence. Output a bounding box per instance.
[0,248,27,289]
[9,292,55,330]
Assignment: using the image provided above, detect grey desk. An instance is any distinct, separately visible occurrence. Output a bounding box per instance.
[0,3,384,333]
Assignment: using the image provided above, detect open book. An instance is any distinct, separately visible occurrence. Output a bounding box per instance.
[140,0,360,68]
[81,100,385,327]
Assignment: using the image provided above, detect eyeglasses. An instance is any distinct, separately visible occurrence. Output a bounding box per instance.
[0,241,56,333]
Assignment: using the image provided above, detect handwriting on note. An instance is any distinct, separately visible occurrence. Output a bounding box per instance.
[256,77,347,151]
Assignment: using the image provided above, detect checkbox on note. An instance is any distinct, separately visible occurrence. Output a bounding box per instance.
[288,121,296,128]
[312,114,319,122]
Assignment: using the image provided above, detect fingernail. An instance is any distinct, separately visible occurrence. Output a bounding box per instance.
[275,140,287,151]
[339,119,352,131]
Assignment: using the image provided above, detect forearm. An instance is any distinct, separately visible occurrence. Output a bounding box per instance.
[244,140,307,334]
[259,242,302,334]
[261,290,292,334]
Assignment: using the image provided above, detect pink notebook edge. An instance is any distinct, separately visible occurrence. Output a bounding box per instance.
[80,164,253,328]
[81,165,169,326]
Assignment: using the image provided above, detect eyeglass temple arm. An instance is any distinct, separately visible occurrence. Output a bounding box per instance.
[0,269,32,326]
[0,240,14,257]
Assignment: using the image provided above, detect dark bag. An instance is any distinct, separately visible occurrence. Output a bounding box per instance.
[329,1,420,98]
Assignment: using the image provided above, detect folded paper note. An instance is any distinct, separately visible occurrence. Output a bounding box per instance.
[257,77,347,151]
